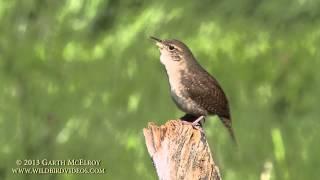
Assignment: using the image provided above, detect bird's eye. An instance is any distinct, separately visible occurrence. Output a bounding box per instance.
[168,45,175,51]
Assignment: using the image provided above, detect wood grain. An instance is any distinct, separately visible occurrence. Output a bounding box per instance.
[143,120,221,180]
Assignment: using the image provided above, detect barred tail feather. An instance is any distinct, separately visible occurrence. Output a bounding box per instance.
[221,117,237,145]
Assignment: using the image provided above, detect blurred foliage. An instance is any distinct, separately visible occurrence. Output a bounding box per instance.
[0,0,319,180]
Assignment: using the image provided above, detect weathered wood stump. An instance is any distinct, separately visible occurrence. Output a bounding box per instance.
[143,120,221,180]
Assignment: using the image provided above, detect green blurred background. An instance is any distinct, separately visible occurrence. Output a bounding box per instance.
[0,0,319,179]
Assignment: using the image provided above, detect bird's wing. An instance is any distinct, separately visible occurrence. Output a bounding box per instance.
[181,70,231,119]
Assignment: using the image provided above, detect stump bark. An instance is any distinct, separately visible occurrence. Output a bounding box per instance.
[143,120,221,180]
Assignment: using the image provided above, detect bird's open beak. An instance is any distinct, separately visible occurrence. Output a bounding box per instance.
[150,36,164,48]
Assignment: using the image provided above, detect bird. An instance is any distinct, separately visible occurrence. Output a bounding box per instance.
[150,36,236,143]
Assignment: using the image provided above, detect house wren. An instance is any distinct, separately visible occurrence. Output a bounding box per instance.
[150,36,236,143]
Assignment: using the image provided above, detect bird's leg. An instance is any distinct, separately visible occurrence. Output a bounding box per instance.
[180,115,205,133]
[192,115,205,126]
[181,121,204,133]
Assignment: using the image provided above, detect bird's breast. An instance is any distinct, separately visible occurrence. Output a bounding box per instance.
[166,70,208,116]
[166,69,189,107]
[165,67,185,91]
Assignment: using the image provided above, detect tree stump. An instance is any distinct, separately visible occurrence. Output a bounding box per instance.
[143,120,221,180]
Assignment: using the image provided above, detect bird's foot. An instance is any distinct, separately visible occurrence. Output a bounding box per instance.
[192,115,205,126]
[181,117,205,133]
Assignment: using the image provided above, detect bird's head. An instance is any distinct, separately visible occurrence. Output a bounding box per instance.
[150,36,195,68]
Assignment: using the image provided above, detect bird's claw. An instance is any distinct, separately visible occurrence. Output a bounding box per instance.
[181,120,204,133]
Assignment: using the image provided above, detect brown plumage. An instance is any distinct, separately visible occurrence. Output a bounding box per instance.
[151,36,236,143]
